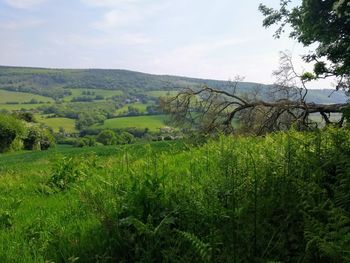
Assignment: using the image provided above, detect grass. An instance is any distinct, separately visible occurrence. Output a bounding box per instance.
[0,103,49,111]
[92,115,167,131]
[36,115,78,133]
[115,102,150,114]
[0,89,54,104]
[1,128,350,262]
[63,88,123,102]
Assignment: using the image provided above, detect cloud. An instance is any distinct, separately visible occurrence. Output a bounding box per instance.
[164,38,253,60]
[93,9,142,31]
[53,32,153,48]
[0,18,44,30]
[148,38,253,80]
[81,0,140,7]
[86,0,170,32]
[4,0,46,9]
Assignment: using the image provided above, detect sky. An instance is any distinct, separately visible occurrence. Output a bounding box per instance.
[0,0,332,88]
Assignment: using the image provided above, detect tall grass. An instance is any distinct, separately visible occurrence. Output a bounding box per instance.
[0,128,350,262]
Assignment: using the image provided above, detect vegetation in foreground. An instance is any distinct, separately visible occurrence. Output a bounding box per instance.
[1,127,350,262]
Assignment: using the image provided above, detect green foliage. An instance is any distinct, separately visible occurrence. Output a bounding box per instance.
[177,230,212,262]
[48,156,94,190]
[1,130,350,262]
[259,0,350,90]
[74,136,97,148]
[23,126,55,151]
[0,113,25,152]
[119,131,135,144]
[301,72,316,81]
[96,129,116,145]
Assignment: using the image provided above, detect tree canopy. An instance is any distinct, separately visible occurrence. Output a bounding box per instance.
[259,0,350,90]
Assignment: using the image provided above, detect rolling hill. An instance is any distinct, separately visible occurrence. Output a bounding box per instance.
[0,65,348,104]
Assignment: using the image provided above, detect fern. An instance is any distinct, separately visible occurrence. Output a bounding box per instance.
[177,230,212,262]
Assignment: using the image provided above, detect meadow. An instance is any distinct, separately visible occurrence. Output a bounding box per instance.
[0,90,54,104]
[35,115,78,133]
[91,115,167,132]
[0,128,349,262]
[0,103,47,111]
[62,88,123,102]
[115,102,150,115]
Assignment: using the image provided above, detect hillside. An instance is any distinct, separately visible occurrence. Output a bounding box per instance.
[0,66,348,104]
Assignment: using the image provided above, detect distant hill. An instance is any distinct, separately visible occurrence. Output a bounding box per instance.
[0,66,348,103]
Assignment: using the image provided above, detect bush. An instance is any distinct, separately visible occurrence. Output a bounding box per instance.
[119,131,135,144]
[23,126,55,151]
[74,136,97,148]
[0,114,26,153]
[96,130,116,145]
[49,156,93,190]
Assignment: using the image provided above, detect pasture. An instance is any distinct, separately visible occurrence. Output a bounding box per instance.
[91,115,166,131]
[36,115,78,133]
[115,102,150,114]
[63,88,123,102]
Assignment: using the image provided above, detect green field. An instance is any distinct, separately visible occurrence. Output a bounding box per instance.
[36,115,78,133]
[115,102,150,114]
[92,115,166,131]
[0,103,49,111]
[0,89,54,104]
[63,88,123,101]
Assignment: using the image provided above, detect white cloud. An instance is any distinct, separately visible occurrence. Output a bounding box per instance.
[0,18,44,30]
[148,38,253,80]
[93,9,142,31]
[53,32,152,47]
[161,38,253,61]
[88,0,170,32]
[4,0,46,9]
[81,0,140,7]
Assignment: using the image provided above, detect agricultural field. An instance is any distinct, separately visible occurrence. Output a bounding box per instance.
[91,115,167,131]
[0,90,54,104]
[0,129,349,262]
[115,102,150,114]
[36,115,78,133]
[0,103,47,111]
[62,88,123,102]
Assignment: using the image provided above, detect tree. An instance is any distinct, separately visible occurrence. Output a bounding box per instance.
[162,53,348,135]
[120,131,135,144]
[97,130,116,145]
[259,0,350,91]
[23,126,55,151]
[162,1,350,134]
[0,114,26,153]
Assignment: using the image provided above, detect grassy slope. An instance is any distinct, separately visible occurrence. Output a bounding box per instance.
[63,88,123,102]
[0,103,49,111]
[36,115,78,133]
[92,115,166,131]
[0,90,54,104]
[1,130,349,262]
[115,102,150,114]
[1,66,347,104]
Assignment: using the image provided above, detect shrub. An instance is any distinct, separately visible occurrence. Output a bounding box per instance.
[119,131,135,144]
[23,126,55,151]
[96,130,116,145]
[74,136,96,148]
[49,156,92,190]
[0,113,26,153]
